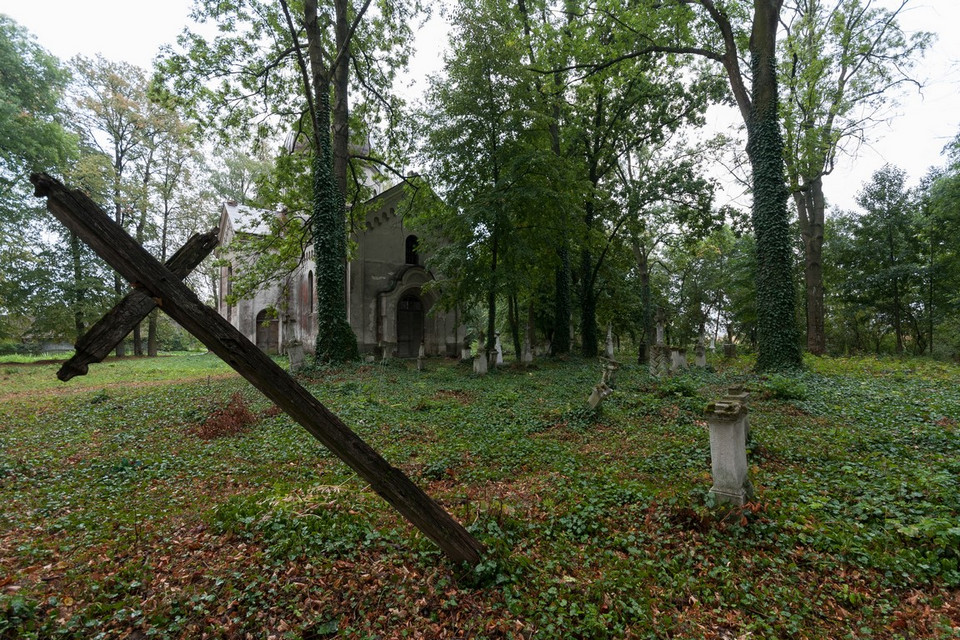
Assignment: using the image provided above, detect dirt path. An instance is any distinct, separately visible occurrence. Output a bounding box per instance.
[0,371,241,403]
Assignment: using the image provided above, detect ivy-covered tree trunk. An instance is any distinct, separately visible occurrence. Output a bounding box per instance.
[553,242,571,355]
[312,85,359,363]
[792,178,825,355]
[746,0,803,371]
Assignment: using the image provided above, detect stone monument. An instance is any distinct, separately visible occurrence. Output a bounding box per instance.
[649,308,670,378]
[695,339,707,367]
[286,340,305,372]
[704,399,754,506]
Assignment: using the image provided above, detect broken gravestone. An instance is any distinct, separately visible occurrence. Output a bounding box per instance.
[287,341,305,372]
[588,357,621,409]
[473,348,488,375]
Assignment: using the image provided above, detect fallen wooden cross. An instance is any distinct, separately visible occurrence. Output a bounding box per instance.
[31,172,484,566]
[58,229,219,381]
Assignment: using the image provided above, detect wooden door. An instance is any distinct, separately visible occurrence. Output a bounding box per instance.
[396,294,423,358]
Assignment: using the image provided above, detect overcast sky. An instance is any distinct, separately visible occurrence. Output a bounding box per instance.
[2,0,957,213]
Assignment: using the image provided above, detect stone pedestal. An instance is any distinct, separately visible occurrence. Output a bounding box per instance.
[378,341,397,362]
[704,400,754,506]
[649,344,670,378]
[723,386,751,441]
[286,341,305,372]
[670,348,688,373]
[460,336,472,362]
[695,342,706,367]
[473,351,488,375]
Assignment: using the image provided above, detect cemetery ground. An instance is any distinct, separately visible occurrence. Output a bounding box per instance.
[0,353,958,639]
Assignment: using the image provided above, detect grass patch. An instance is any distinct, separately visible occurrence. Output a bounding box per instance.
[0,354,957,638]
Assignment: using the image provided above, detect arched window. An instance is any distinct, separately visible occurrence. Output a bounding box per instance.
[405,235,419,265]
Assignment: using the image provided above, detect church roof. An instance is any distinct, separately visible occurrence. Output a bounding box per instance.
[222,201,273,235]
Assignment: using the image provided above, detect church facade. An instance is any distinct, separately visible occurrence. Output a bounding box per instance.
[216,184,462,358]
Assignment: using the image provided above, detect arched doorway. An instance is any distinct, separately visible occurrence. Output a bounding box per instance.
[255,308,280,354]
[396,293,423,358]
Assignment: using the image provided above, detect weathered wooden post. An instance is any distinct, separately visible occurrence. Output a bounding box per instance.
[32,173,484,566]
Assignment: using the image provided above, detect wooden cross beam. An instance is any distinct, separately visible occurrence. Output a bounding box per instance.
[59,229,219,381]
[31,172,484,566]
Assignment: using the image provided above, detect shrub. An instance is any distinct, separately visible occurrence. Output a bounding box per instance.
[190,392,256,439]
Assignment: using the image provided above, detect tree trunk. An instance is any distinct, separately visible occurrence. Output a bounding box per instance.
[508,294,522,359]
[746,0,802,371]
[580,244,597,357]
[887,226,903,353]
[301,0,358,363]
[311,82,359,362]
[69,232,86,339]
[580,198,598,358]
[793,176,825,355]
[486,229,499,355]
[332,0,350,206]
[630,238,652,363]
[147,311,158,357]
[553,241,571,355]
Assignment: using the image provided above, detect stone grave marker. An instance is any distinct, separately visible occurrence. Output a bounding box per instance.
[704,399,754,506]
[287,341,305,372]
[695,340,706,367]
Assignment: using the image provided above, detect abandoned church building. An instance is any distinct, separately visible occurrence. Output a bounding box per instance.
[215,182,462,359]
